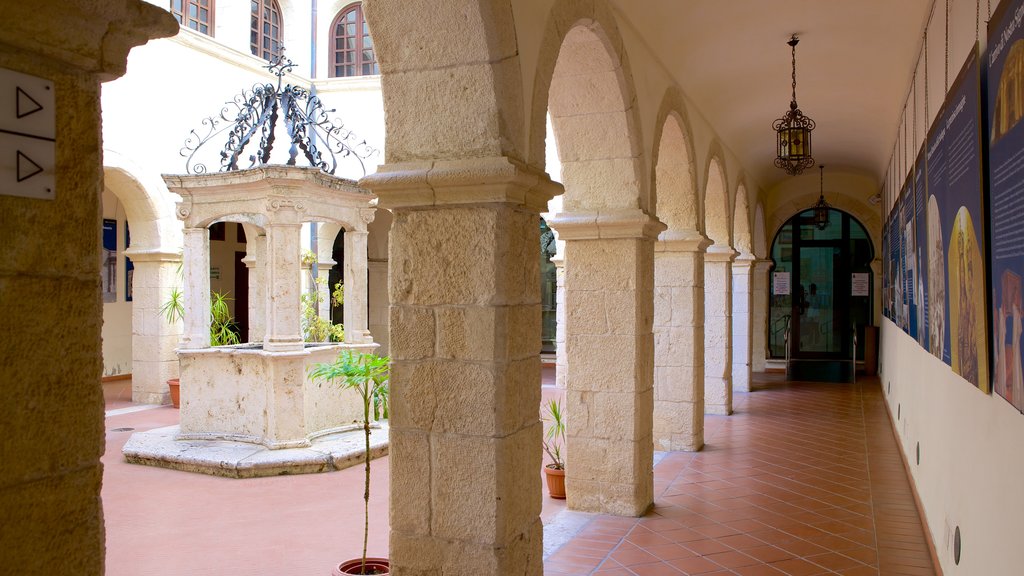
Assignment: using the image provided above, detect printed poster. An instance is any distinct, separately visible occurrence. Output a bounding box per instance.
[988,1,1024,408]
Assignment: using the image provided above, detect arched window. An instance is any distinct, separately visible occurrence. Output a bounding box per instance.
[330,4,378,77]
[170,0,214,35]
[251,0,283,61]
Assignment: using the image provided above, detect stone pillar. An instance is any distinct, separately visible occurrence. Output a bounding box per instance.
[550,210,664,517]
[361,157,558,576]
[751,259,772,373]
[704,245,735,415]
[553,253,567,388]
[180,227,212,350]
[653,232,709,452]
[125,249,183,404]
[0,3,175,574]
[343,229,373,344]
[731,254,755,393]
[368,260,389,352]
[243,231,267,343]
[264,208,303,353]
[316,256,337,320]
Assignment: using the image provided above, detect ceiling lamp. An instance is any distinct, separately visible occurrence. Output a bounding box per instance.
[773,35,815,176]
[813,165,831,230]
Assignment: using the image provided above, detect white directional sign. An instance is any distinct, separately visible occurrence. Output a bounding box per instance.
[0,68,55,200]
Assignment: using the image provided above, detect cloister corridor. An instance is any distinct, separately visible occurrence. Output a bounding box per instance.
[102,370,934,576]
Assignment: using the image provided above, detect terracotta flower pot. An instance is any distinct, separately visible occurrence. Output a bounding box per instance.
[332,557,390,576]
[544,465,566,499]
[167,378,180,409]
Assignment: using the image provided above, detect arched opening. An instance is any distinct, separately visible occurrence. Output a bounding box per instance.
[652,109,705,452]
[768,208,875,381]
[540,16,657,516]
[702,155,734,415]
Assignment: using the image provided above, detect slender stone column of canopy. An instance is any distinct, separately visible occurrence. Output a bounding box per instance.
[732,254,756,393]
[180,227,212,350]
[654,232,710,452]
[344,228,374,344]
[124,249,183,403]
[705,245,736,415]
[751,259,772,372]
[361,156,559,576]
[242,228,267,343]
[549,209,665,517]
[263,202,304,353]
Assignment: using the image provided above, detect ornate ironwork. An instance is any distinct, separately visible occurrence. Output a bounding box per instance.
[773,35,815,176]
[180,51,378,176]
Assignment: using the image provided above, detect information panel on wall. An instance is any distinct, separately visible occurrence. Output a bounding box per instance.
[914,147,929,351]
[941,45,988,392]
[988,0,1024,410]
[926,103,951,364]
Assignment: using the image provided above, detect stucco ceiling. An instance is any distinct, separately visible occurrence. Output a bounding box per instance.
[608,0,933,192]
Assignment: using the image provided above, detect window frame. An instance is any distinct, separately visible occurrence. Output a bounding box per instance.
[251,0,284,62]
[329,3,379,78]
[170,0,215,36]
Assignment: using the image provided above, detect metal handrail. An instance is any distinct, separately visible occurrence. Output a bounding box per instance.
[784,315,792,369]
[851,324,858,383]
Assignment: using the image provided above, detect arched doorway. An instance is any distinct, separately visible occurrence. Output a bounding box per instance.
[769,208,874,381]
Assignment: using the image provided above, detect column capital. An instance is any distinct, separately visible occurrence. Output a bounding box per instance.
[704,244,737,263]
[753,258,774,272]
[123,248,182,263]
[359,156,561,212]
[547,209,666,241]
[732,252,757,271]
[656,229,711,253]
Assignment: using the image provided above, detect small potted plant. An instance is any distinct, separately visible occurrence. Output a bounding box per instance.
[542,398,566,499]
[310,350,391,575]
[159,286,240,407]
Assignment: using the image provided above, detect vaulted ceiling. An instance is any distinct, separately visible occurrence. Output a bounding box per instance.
[609,0,933,192]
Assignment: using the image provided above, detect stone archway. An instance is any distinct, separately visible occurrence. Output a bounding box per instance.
[703,153,735,415]
[652,98,708,453]
[751,202,772,372]
[732,183,755,393]
[103,149,184,404]
[360,1,560,573]
[539,8,661,517]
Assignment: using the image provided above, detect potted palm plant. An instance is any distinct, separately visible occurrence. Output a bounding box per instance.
[159,287,240,407]
[309,350,391,576]
[542,398,566,499]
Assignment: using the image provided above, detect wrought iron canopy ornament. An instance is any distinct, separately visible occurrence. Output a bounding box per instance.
[773,35,815,176]
[180,51,377,176]
[812,165,831,230]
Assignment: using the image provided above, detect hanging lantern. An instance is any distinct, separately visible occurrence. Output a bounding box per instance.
[813,165,831,230]
[774,35,816,175]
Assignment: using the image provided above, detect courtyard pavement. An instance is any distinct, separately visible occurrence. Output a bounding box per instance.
[102,369,935,575]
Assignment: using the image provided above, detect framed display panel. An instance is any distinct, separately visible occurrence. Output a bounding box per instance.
[988,0,1024,408]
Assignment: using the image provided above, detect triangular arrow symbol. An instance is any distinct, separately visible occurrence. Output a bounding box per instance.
[16,151,43,182]
[16,86,43,119]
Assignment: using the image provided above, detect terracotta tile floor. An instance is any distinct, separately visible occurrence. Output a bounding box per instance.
[544,373,937,576]
[102,371,935,576]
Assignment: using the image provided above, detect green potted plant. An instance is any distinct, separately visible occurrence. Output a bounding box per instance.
[542,398,566,499]
[309,350,391,576]
[159,286,240,407]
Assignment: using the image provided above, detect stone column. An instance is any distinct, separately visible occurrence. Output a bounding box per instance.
[264,205,303,353]
[368,260,389,351]
[550,210,664,517]
[653,232,709,452]
[553,253,567,388]
[180,227,211,350]
[243,231,267,343]
[731,254,755,393]
[751,259,772,373]
[704,245,735,415]
[343,229,372,344]
[361,157,558,576]
[124,249,183,404]
[0,3,175,574]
